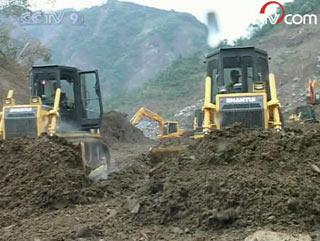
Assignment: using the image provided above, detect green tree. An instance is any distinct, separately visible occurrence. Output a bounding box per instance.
[0,2,52,67]
[0,0,29,16]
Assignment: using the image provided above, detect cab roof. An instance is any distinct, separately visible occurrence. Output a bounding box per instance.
[206,46,268,59]
[31,65,79,72]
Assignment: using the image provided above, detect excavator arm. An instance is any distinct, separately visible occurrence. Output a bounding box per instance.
[130,107,165,132]
[307,80,320,105]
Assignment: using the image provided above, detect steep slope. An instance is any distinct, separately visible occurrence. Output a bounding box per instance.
[114,10,320,120]
[0,61,28,104]
[109,53,205,117]
[22,0,207,100]
[255,16,320,112]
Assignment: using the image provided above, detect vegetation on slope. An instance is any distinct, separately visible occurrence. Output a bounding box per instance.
[22,0,207,100]
[0,1,51,67]
[108,53,205,116]
[237,0,320,43]
[109,0,320,115]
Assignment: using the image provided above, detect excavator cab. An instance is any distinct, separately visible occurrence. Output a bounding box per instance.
[198,47,282,135]
[163,121,179,135]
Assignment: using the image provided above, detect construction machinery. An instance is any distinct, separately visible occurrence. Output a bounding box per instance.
[193,108,204,133]
[289,105,318,123]
[130,107,185,140]
[307,80,320,105]
[195,47,283,136]
[0,65,110,170]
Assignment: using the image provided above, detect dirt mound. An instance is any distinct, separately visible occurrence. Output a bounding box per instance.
[0,136,103,228]
[3,126,320,241]
[101,111,149,145]
[124,125,320,232]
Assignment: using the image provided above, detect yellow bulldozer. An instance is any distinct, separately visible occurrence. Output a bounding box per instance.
[194,47,283,137]
[130,107,185,140]
[0,65,110,170]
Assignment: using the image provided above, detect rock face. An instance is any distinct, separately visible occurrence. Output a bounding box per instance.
[245,231,312,241]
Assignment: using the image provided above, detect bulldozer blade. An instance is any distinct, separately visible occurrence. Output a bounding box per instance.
[81,139,111,170]
[56,132,111,172]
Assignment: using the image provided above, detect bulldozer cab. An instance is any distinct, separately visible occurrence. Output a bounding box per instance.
[201,46,282,132]
[206,47,270,103]
[31,65,103,132]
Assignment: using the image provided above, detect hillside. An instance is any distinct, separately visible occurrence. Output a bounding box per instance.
[113,1,320,120]
[0,61,28,104]
[255,16,320,113]
[109,53,206,117]
[21,0,207,100]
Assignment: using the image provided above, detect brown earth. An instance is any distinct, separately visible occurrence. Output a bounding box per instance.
[101,111,150,146]
[1,125,320,240]
[0,136,104,229]
[128,125,320,232]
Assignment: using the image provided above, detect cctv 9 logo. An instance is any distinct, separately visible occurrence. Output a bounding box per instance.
[19,11,84,26]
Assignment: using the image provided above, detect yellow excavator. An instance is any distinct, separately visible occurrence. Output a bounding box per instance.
[130,107,185,140]
[0,65,110,170]
[194,47,283,137]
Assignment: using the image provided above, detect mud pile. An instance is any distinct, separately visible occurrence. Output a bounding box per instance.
[126,125,320,232]
[0,136,103,228]
[101,111,149,145]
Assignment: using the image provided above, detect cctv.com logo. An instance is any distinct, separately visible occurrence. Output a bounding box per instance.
[260,1,318,25]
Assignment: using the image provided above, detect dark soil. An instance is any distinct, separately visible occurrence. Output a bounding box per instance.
[124,125,320,233]
[2,125,320,240]
[0,136,103,228]
[101,111,149,146]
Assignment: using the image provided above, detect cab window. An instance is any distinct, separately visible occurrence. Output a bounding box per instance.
[34,72,58,106]
[222,56,253,92]
[60,71,75,109]
[257,57,269,83]
[80,72,102,120]
[207,60,218,78]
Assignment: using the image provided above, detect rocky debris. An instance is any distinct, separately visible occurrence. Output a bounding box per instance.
[88,164,109,181]
[120,125,320,232]
[135,120,160,140]
[101,111,149,145]
[174,99,203,129]
[245,230,312,241]
[3,125,320,240]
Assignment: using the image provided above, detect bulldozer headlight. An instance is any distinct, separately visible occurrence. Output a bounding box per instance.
[4,99,12,105]
[254,83,265,91]
[31,97,39,103]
